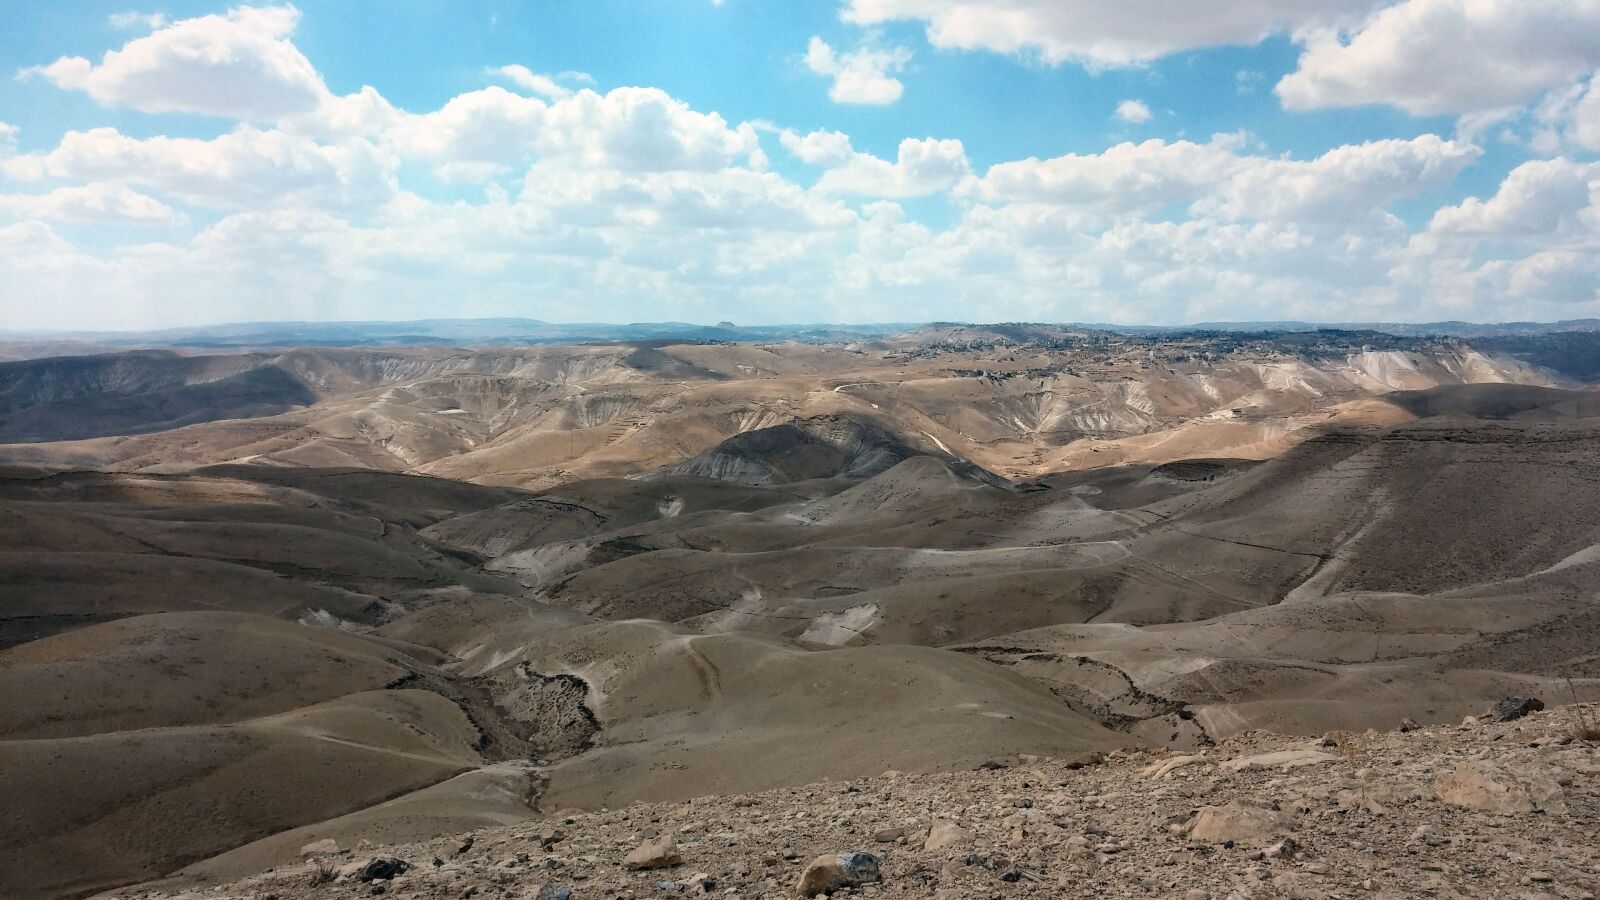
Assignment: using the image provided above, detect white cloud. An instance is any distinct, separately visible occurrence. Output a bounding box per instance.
[3,126,398,213]
[514,163,856,234]
[1276,0,1600,116]
[494,65,574,100]
[1396,157,1600,311]
[387,86,761,179]
[838,0,1600,140]
[0,183,181,225]
[967,134,1252,213]
[301,86,403,140]
[8,0,1600,330]
[1426,158,1599,239]
[780,129,854,166]
[0,220,80,257]
[840,0,1380,67]
[968,133,1478,227]
[24,6,332,121]
[0,121,17,156]
[804,36,910,105]
[1115,99,1152,124]
[1572,77,1600,151]
[1506,250,1600,304]
[813,137,971,197]
[1203,135,1481,223]
[107,11,168,30]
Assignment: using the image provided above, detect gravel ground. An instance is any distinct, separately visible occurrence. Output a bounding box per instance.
[109,705,1600,900]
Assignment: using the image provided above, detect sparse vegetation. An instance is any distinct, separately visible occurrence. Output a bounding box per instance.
[1565,682,1599,742]
[307,860,336,887]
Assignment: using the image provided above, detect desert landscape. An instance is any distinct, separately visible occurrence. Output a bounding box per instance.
[11,0,1600,894]
[2,323,1598,899]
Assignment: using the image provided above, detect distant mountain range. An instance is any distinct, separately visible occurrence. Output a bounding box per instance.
[1182,319,1600,337]
[5,317,1600,349]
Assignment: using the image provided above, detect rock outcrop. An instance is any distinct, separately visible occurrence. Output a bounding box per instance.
[1433,760,1568,816]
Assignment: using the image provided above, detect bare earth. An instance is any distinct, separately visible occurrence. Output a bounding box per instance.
[110,706,1598,900]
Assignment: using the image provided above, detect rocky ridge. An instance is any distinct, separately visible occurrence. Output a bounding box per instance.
[112,705,1599,900]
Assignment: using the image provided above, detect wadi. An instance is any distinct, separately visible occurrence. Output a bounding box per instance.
[1,322,1597,899]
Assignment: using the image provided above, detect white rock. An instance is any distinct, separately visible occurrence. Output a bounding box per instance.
[1139,755,1212,779]
[1222,750,1338,772]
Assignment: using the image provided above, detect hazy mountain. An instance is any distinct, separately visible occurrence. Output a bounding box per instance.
[5,317,1600,356]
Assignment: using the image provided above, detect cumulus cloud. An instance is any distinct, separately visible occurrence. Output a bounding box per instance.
[968,133,1478,227]
[0,183,182,225]
[779,129,854,166]
[1203,135,1481,223]
[494,65,576,100]
[967,134,1252,213]
[804,36,910,105]
[3,126,398,212]
[1506,250,1600,304]
[1115,100,1152,124]
[515,163,855,234]
[839,0,1600,139]
[387,86,762,179]
[812,137,971,197]
[840,0,1380,67]
[8,0,1600,330]
[1396,157,1600,310]
[1426,158,1599,239]
[23,6,332,120]
[1276,0,1600,116]
[1571,79,1600,151]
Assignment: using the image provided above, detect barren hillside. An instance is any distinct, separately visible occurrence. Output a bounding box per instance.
[2,330,1598,899]
[110,705,1599,899]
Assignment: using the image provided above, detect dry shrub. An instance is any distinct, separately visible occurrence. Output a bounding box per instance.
[1568,706,1600,742]
[1565,680,1599,742]
[308,860,337,887]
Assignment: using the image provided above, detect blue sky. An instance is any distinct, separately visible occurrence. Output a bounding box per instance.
[2,0,1599,329]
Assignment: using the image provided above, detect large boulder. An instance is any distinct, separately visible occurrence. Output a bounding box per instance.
[1183,803,1293,845]
[1491,696,1544,723]
[795,852,882,897]
[355,857,408,882]
[1433,761,1566,815]
[623,835,682,870]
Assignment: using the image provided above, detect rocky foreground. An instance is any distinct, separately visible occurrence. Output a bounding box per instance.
[113,705,1598,900]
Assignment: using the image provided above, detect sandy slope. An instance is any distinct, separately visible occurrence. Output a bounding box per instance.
[0,690,481,899]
